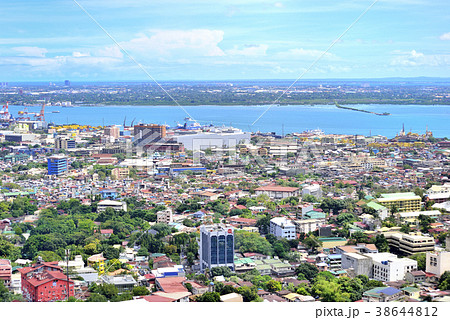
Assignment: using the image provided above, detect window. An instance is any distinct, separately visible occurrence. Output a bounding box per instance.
[218,235,226,264]
[210,236,217,265]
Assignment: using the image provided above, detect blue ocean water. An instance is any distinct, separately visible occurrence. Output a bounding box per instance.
[8,104,450,138]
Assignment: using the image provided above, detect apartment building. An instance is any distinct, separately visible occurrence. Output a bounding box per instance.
[426,250,450,277]
[377,192,421,213]
[270,217,296,240]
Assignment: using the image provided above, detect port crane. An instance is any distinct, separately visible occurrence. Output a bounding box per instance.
[0,102,13,122]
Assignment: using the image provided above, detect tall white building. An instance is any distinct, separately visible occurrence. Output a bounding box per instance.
[199,224,235,272]
[426,250,450,277]
[302,184,322,199]
[368,253,417,282]
[341,252,417,282]
[270,217,296,240]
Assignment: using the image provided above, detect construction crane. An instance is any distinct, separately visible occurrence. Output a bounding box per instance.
[0,102,12,122]
[34,101,46,122]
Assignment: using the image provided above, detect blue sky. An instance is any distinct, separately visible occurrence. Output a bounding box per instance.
[1,0,449,81]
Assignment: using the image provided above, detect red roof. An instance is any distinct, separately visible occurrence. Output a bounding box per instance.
[143,294,176,302]
[100,229,114,234]
[156,277,188,293]
[255,185,299,192]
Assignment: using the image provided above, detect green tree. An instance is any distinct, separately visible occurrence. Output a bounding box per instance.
[302,235,322,253]
[237,286,259,302]
[210,266,233,277]
[373,234,389,252]
[438,271,450,290]
[418,214,435,233]
[410,253,426,271]
[86,293,108,302]
[234,231,273,256]
[132,286,150,296]
[266,280,282,292]
[196,292,221,302]
[96,284,118,300]
[295,263,319,281]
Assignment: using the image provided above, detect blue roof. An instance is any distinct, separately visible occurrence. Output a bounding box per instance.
[328,254,342,259]
[380,287,401,296]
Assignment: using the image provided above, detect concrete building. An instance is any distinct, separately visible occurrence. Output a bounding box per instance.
[172,127,250,151]
[111,167,129,180]
[384,232,435,255]
[254,185,299,199]
[104,125,120,139]
[341,252,373,277]
[157,208,173,224]
[366,201,389,220]
[293,219,321,234]
[342,252,417,282]
[369,252,417,282]
[97,200,127,212]
[426,250,450,276]
[0,259,12,287]
[55,137,75,150]
[377,192,421,213]
[47,155,68,176]
[199,224,235,272]
[302,184,322,199]
[270,217,296,240]
[19,261,74,302]
[100,275,137,293]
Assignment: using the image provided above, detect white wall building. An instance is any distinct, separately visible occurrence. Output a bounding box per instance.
[293,219,322,234]
[157,208,173,224]
[426,250,450,277]
[97,200,127,212]
[269,217,296,240]
[368,252,417,282]
[302,184,322,199]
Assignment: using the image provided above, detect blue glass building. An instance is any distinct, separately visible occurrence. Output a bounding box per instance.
[199,224,235,272]
[47,156,68,175]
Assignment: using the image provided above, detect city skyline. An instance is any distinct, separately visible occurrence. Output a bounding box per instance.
[0,0,449,81]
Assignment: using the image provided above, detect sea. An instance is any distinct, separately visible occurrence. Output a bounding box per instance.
[8,104,450,138]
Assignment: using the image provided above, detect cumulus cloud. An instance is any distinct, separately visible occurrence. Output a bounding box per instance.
[122,29,225,57]
[390,49,450,67]
[226,44,268,56]
[72,52,90,58]
[12,46,48,57]
[439,32,450,41]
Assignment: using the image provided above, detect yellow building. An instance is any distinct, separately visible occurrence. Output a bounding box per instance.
[377,192,421,213]
[87,253,107,274]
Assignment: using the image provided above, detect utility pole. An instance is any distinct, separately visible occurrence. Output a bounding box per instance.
[65,249,70,302]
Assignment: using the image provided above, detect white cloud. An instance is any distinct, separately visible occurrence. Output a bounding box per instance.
[72,52,90,58]
[226,44,268,56]
[274,2,284,8]
[277,48,338,61]
[97,46,123,58]
[390,50,450,67]
[12,46,48,57]
[439,32,450,41]
[122,29,225,57]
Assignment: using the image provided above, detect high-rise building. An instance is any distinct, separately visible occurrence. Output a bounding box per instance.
[104,125,120,139]
[47,155,68,176]
[64,80,71,86]
[199,224,234,272]
[134,124,166,141]
[55,137,75,150]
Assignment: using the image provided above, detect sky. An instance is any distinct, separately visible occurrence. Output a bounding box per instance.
[0,0,449,81]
